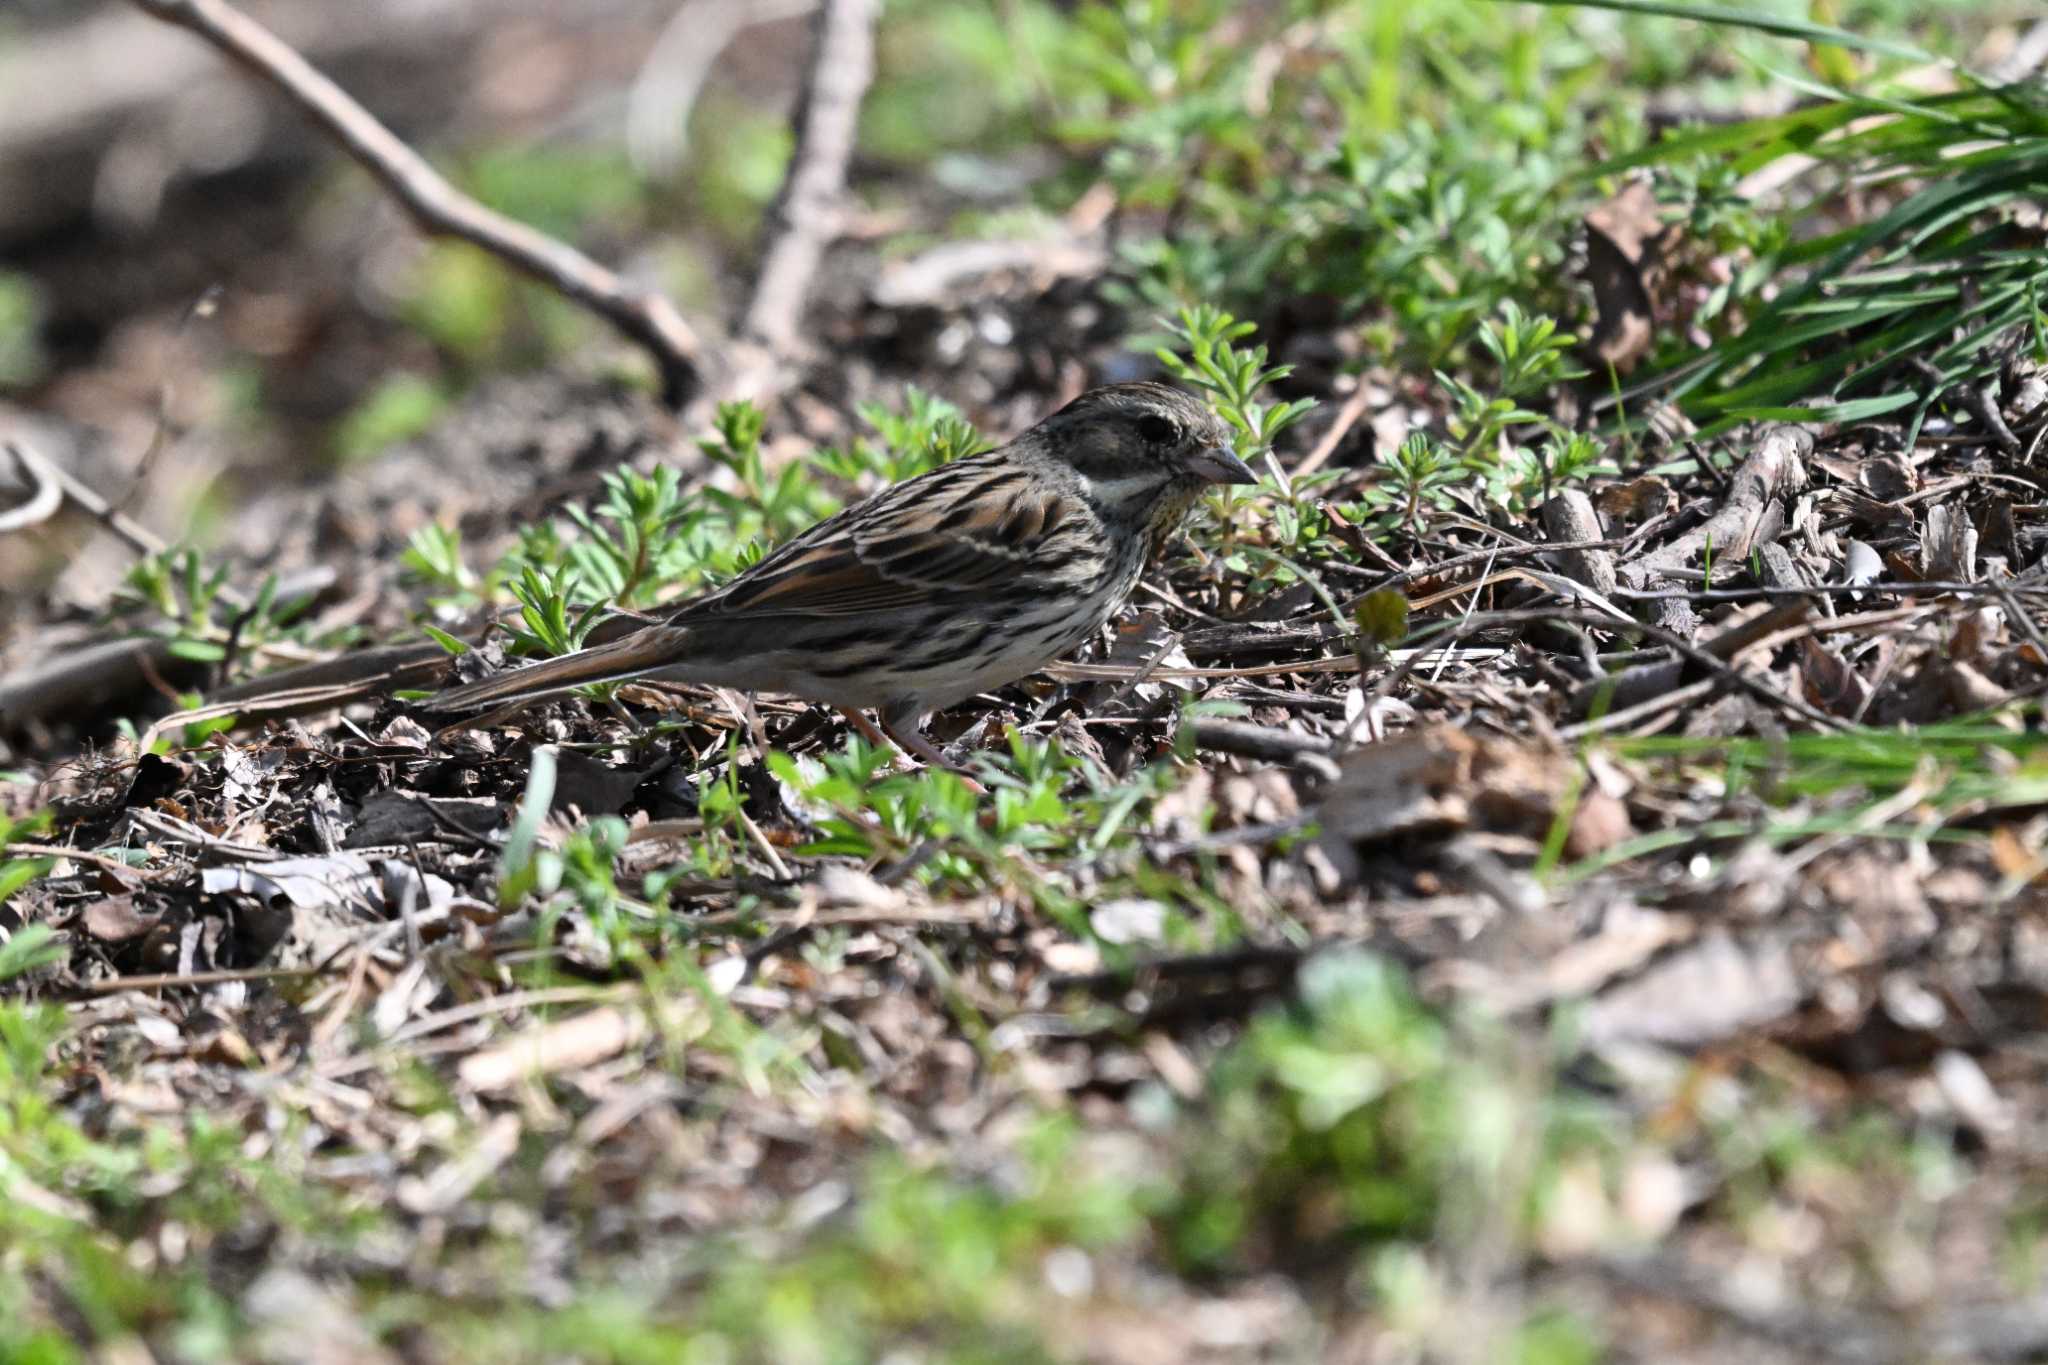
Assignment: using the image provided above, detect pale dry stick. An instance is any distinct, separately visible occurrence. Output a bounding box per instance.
[1628,423,1813,582]
[1996,583,2048,667]
[1293,382,1373,479]
[134,677,410,755]
[1538,488,1616,600]
[0,638,179,731]
[1428,547,1497,687]
[1419,605,1850,731]
[0,441,62,532]
[1723,604,1930,660]
[1091,630,1187,717]
[738,0,880,359]
[735,805,793,881]
[309,945,375,1053]
[1045,655,1362,685]
[1188,718,1338,770]
[2,438,186,571]
[626,0,819,178]
[63,957,351,997]
[319,983,639,1079]
[1136,578,1231,624]
[1776,770,1938,880]
[127,0,704,407]
[2,842,167,879]
[1617,580,2048,605]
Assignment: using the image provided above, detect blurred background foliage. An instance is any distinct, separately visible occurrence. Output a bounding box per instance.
[0,0,2027,474]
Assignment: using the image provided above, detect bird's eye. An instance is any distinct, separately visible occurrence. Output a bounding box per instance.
[1136,414,1181,446]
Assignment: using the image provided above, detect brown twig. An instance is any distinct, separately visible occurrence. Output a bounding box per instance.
[0,564,334,732]
[0,637,180,731]
[1342,537,1634,608]
[1188,718,1338,765]
[739,0,881,357]
[1294,382,1373,478]
[127,0,704,408]
[63,962,341,997]
[1389,606,1845,731]
[0,438,186,573]
[3,842,168,879]
[1556,676,1719,740]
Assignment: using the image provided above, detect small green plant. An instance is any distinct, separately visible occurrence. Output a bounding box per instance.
[1440,302,1587,460]
[0,810,53,922]
[812,388,994,488]
[1157,304,1316,467]
[400,522,475,597]
[0,925,61,983]
[699,400,835,546]
[117,549,305,670]
[492,746,642,952]
[503,565,607,663]
[1350,303,1599,534]
[122,548,238,662]
[1360,433,1463,532]
[563,464,697,608]
[1151,306,1332,607]
[1158,949,1613,1302]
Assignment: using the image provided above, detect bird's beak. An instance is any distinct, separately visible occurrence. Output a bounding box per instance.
[1185,444,1260,486]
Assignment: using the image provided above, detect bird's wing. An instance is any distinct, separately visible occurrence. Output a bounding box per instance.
[675,455,1088,621]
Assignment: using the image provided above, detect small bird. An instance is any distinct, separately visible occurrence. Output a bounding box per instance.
[424,382,1255,769]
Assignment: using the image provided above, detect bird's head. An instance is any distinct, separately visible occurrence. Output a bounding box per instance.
[1026,382,1257,520]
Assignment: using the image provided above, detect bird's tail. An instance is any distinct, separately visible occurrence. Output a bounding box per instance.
[422,627,689,712]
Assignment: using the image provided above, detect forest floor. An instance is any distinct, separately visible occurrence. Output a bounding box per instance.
[6,1,2048,1361]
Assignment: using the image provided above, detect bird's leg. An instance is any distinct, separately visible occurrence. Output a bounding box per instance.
[879,711,987,796]
[835,707,987,794]
[836,706,895,752]
[604,696,646,736]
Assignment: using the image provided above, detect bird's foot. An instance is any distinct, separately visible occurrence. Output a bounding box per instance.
[838,707,987,795]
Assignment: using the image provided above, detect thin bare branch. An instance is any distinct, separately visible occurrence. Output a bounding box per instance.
[127,0,705,408]
[740,0,881,357]
[0,437,199,581]
[0,440,63,533]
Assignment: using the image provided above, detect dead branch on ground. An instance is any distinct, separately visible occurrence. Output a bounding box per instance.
[127,0,706,408]
[736,0,881,362]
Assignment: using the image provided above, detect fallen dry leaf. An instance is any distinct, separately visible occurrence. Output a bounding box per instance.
[1582,179,1676,371]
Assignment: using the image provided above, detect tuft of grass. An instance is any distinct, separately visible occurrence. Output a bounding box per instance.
[1523,0,2048,436]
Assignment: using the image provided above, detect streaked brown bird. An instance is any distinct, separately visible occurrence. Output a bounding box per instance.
[424,382,1255,769]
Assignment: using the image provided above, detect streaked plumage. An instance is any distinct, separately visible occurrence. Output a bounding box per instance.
[424,382,1254,767]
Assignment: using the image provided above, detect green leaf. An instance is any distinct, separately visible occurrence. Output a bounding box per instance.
[497,745,558,910]
[0,922,62,982]
[165,638,227,663]
[1499,0,1935,64]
